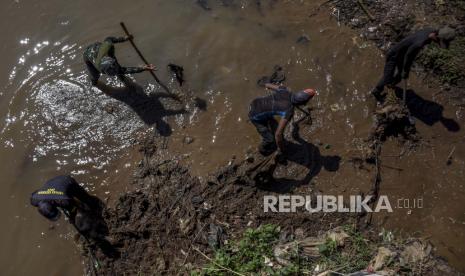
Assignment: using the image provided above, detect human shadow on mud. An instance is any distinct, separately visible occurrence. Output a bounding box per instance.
[394,87,460,132]
[259,124,341,193]
[96,77,187,136]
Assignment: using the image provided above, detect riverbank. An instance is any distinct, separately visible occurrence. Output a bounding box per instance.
[73,1,465,274]
[78,135,462,275]
[2,0,463,274]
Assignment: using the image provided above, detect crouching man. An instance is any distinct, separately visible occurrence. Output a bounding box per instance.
[248,83,316,156]
[30,175,105,239]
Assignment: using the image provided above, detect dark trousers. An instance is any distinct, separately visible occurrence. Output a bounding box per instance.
[251,118,278,153]
[375,54,403,93]
[84,56,101,85]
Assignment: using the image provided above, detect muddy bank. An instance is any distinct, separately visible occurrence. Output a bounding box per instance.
[330,0,465,98]
[76,134,461,275]
[83,136,347,275]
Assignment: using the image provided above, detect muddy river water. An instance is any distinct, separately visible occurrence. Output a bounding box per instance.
[0,0,464,275]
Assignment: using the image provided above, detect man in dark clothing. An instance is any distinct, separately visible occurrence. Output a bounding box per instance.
[30,175,99,223]
[249,83,316,155]
[372,26,456,101]
[31,175,117,256]
[83,36,156,85]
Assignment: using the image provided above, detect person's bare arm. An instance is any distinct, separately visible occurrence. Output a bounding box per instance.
[265,83,281,91]
[275,118,289,152]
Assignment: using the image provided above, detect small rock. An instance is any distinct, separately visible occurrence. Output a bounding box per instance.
[155,257,166,271]
[191,195,204,205]
[296,34,310,44]
[245,155,254,163]
[183,136,194,144]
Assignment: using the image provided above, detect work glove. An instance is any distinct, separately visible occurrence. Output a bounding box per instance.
[143,64,158,71]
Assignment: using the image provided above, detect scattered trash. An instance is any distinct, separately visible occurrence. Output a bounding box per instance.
[400,241,432,264]
[257,65,286,86]
[370,247,396,271]
[208,224,225,249]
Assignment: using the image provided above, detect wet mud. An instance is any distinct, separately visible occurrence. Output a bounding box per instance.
[1,0,465,274]
[80,132,459,275]
[82,136,350,275]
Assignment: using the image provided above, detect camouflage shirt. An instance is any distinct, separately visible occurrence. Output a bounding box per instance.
[83,36,145,75]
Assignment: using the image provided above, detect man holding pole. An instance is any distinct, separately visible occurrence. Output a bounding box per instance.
[371,26,456,103]
[83,36,156,85]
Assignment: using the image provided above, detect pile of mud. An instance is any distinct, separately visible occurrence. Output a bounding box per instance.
[82,137,347,275]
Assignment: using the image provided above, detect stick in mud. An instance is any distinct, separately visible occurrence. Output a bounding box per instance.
[194,247,246,276]
[356,0,375,21]
[447,146,456,165]
[119,22,175,98]
[365,142,382,226]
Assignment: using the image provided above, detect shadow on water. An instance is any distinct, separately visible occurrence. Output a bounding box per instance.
[259,122,341,193]
[394,87,460,132]
[96,77,187,136]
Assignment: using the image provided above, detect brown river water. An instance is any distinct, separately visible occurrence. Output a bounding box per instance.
[0,0,464,275]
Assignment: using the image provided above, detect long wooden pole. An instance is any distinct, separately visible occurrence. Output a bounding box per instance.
[120,22,172,95]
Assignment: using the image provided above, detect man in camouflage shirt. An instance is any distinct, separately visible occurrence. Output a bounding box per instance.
[83,36,156,85]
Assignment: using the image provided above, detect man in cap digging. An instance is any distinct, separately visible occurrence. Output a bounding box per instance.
[371,26,456,102]
[30,175,105,238]
[249,83,316,156]
[83,36,156,85]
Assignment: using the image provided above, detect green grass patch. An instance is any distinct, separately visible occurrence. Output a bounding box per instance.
[192,224,304,276]
[420,36,465,85]
[193,224,375,275]
[316,225,374,273]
